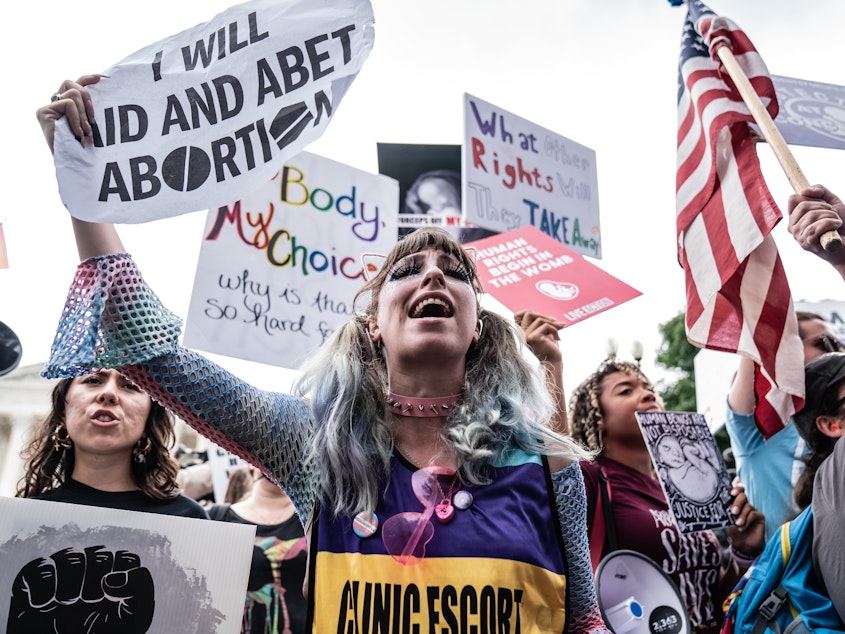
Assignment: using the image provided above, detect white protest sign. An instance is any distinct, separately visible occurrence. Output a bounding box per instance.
[54,0,375,223]
[208,441,250,503]
[636,411,734,534]
[463,93,602,258]
[184,151,398,369]
[0,497,255,633]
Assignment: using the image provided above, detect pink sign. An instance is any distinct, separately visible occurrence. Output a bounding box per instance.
[465,226,641,325]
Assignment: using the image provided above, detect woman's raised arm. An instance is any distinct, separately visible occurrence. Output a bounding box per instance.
[37,75,125,259]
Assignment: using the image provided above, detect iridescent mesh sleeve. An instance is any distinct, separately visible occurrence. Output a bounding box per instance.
[43,253,183,377]
[42,254,318,524]
[121,352,317,525]
[552,462,611,634]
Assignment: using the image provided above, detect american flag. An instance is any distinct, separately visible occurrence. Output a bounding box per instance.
[676,0,804,438]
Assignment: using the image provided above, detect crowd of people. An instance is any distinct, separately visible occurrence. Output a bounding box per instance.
[10,72,845,633]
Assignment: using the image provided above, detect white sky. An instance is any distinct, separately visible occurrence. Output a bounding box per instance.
[2,0,845,397]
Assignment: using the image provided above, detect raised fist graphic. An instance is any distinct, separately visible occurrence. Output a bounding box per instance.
[7,546,155,633]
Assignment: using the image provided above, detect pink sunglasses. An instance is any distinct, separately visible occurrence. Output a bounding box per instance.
[381,465,459,565]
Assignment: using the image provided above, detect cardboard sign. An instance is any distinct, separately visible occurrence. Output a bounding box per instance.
[465,225,640,325]
[0,497,255,633]
[463,94,602,258]
[636,411,735,533]
[184,151,398,369]
[54,0,375,223]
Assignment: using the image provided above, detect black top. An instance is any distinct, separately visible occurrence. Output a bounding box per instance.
[35,478,209,519]
[209,503,307,634]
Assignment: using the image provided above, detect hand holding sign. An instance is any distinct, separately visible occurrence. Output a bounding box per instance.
[8,546,155,633]
[514,310,564,365]
[50,0,375,223]
[37,75,100,154]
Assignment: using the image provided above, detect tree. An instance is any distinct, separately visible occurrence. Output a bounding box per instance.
[655,312,698,412]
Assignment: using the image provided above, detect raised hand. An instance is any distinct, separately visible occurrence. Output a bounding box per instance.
[514,310,564,365]
[36,75,103,153]
[514,310,567,433]
[788,184,845,275]
[8,546,155,633]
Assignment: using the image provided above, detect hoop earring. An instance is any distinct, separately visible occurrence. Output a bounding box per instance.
[476,319,484,338]
[51,422,73,451]
[133,436,152,464]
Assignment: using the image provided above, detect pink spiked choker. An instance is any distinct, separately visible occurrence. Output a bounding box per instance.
[387,392,462,417]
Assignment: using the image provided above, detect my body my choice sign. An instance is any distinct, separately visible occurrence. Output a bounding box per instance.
[184,151,398,370]
[53,0,374,223]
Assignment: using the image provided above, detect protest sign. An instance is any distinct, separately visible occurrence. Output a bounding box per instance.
[377,142,496,243]
[184,151,398,369]
[53,0,375,223]
[0,497,254,633]
[465,225,640,325]
[208,441,249,503]
[463,93,602,258]
[636,411,735,533]
[771,75,845,150]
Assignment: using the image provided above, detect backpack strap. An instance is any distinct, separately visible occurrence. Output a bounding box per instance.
[750,522,794,634]
[751,586,789,634]
[598,467,619,552]
[589,466,618,572]
[589,478,605,572]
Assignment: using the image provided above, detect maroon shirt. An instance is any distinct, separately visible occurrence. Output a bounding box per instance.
[582,457,724,633]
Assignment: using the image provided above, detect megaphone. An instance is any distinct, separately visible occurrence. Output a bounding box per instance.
[595,549,690,634]
[0,321,22,377]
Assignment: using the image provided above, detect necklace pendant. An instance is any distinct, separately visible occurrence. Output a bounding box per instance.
[435,499,454,523]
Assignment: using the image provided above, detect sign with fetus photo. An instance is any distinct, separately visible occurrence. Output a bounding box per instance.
[377,142,496,244]
[0,497,255,633]
[636,411,735,533]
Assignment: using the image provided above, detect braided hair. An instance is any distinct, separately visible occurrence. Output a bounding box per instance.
[568,359,650,453]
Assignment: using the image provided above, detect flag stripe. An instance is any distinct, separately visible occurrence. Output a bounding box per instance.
[676,0,804,438]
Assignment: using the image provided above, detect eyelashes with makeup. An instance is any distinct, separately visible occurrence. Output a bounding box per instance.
[387,260,471,283]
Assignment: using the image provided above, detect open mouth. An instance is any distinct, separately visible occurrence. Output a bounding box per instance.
[92,410,118,424]
[411,298,453,318]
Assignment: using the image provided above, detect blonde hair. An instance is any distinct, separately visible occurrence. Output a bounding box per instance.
[295,227,590,517]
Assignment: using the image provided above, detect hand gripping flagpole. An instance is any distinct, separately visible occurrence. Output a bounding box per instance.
[712,42,842,251]
[670,0,842,252]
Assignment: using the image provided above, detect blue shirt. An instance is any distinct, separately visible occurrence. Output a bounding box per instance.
[724,402,807,540]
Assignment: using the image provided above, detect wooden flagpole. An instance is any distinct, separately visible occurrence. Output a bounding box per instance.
[713,43,842,251]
